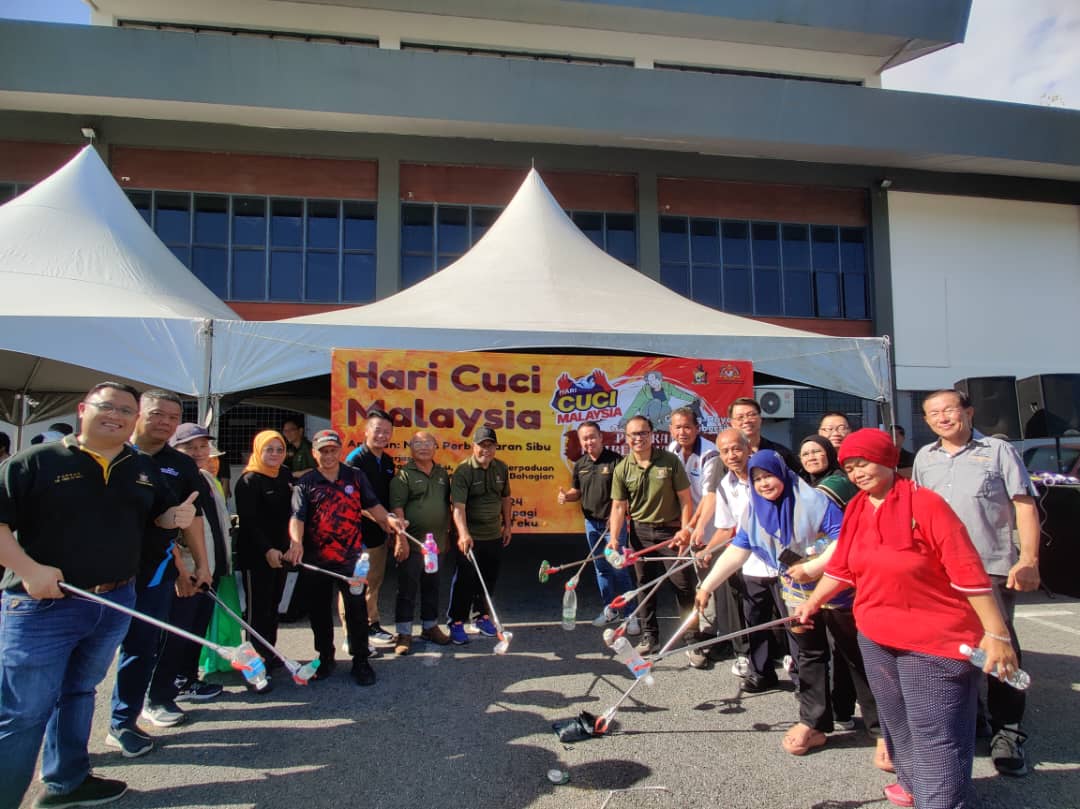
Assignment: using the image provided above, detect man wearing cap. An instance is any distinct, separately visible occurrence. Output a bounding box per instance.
[289,429,406,686]
[142,424,231,737]
[344,409,397,649]
[914,389,1040,777]
[109,391,211,755]
[607,415,694,656]
[446,426,512,645]
[0,381,196,809]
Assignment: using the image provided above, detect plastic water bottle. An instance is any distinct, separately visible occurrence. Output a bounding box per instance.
[610,635,655,685]
[229,641,269,690]
[806,537,830,557]
[958,644,1031,690]
[350,552,370,595]
[604,546,626,569]
[422,533,439,574]
[561,582,578,631]
[293,658,321,684]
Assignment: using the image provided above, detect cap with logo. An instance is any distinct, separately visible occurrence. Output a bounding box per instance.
[473,426,498,445]
[312,429,343,449]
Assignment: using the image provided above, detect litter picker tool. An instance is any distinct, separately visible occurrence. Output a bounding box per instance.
[608,535,683,569]
[467,549,513,655]
[601,558,697,646]
[539,528,609,584]
[650,615,799,664]
[296,561,364,588]
[59,582,269,690]
[593,610,702,734]
[201,585,319,684]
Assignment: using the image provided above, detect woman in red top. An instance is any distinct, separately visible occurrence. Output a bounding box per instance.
[795,429,1018,809]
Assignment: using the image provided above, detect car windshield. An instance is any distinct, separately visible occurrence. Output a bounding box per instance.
[1024,446,1080,474]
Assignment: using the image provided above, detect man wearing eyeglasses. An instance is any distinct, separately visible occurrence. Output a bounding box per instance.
[913,389,1039,778]
[607,415,693,655]
[0,382,197,809]
[817,411,852,450]
[109,390,211,756]
[727,397,797,470]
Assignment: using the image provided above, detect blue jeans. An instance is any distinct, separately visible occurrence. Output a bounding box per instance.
[0,583,135,805]
[110,573,176,730]
[584,518,636,613]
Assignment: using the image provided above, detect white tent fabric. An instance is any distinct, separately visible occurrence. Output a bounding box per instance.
[0,146,238,421]
[213,170,890,401]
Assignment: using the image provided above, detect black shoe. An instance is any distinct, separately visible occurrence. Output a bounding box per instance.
[35,774,127,808]
[351,660,376,687]
[741,674,780,693]
[705,641,734,661]
[991,727,1029,777]
[635,634,659,656]
[686,647,711,669]
[312,657,336,681]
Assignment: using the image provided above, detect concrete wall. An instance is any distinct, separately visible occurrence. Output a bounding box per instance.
[889,190,1080,390]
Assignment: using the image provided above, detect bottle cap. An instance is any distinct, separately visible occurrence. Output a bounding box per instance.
[546,769,570,785]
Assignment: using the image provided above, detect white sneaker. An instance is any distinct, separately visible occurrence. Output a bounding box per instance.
[731,655,750,678]
[591,607,617,627]
[782,654,795,673]
[625,616,642,636]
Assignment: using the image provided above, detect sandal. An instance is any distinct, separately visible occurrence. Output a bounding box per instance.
[782,722,827,756]
[875,737,896,772]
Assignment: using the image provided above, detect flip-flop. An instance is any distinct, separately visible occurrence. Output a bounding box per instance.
[875,737,896,772]
[782,723,827,756]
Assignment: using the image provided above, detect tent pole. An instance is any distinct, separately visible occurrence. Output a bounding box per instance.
[197,319,214,426]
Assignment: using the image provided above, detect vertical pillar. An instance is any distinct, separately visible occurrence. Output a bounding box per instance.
[375,155,400,300]
[636,170,660,281]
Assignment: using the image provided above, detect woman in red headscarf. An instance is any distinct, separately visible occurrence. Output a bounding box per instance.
[795,429,1018,809]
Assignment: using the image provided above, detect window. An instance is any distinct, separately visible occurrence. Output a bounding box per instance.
[400,202,637,288]
[659,215,870,319]
[124,190,377,303]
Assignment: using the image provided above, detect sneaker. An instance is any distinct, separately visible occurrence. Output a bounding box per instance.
[686,647,710,669]
[369,622,395,646]
[731,655,751,678]
[174,679,223,702]
[741,674,780,693]
[635,634,659,655]
[105,726,153,758]
[625,616,642,636]
[834,716,857,731]
[394,634,412,656]
[140,701,186,728]
[991,727,1029,777]
[35,774,127,808]
[449,621,469,645]
[473,616,498,637]
[421,625,451,645]
[351,660,377,687]
[591,606,618,627]
[367,643,382,659]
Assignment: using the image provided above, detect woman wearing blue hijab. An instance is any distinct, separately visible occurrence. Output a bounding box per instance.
[697,449,871,757]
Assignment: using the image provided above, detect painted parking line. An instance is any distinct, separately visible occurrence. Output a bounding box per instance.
[1016,617,1080,636]
[1015,609,1075,618]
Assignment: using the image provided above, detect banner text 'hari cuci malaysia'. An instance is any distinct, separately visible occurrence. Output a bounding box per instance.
[331,349,753,534]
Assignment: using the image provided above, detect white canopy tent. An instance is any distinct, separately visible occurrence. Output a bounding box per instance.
[0,145,238,428]
[212,170,891,404]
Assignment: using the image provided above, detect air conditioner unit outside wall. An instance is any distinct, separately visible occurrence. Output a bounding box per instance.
[754,386,795,419]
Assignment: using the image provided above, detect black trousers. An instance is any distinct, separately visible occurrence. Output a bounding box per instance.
[244,565,286,663]
[395,548,440,628]
[448,540,503,623]
[741,575,799,683]
[147,588,214,703]
[793,608,879,735]
[983,575,1025,731]
[307,566,369,662]
[629,522,695,639]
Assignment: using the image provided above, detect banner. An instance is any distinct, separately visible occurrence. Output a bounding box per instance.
[331,349,753,534]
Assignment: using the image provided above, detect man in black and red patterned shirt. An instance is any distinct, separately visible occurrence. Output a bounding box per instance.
[287,429,405,686]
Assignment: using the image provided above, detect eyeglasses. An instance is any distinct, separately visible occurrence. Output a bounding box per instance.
[627,431,652,439]
[819,426,849,434]
[729,413,760,423]
[925,406,965,420]
[411,441,435,449]
[262,446,286,455]
[83,400,137,418]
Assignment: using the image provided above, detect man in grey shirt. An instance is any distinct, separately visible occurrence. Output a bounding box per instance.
[913,388,1040,778]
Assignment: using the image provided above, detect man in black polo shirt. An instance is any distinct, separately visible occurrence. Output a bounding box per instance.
[109,390,210,753]
[558,421,637,630]
[289,430,405,686]
[0,381,195,809]
[344,409,397,648]
[728,397,797,470]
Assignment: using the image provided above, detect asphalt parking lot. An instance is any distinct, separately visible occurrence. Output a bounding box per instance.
[18,536,1080,809]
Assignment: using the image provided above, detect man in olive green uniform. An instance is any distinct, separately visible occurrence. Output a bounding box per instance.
[446,427,511,645]
[389,431,452,654]
[607,415,693,654]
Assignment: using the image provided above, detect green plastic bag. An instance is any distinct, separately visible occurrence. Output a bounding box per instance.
[200,574,244,675]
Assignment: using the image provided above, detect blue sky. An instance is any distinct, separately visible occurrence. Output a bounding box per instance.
[1,0,1076,109]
